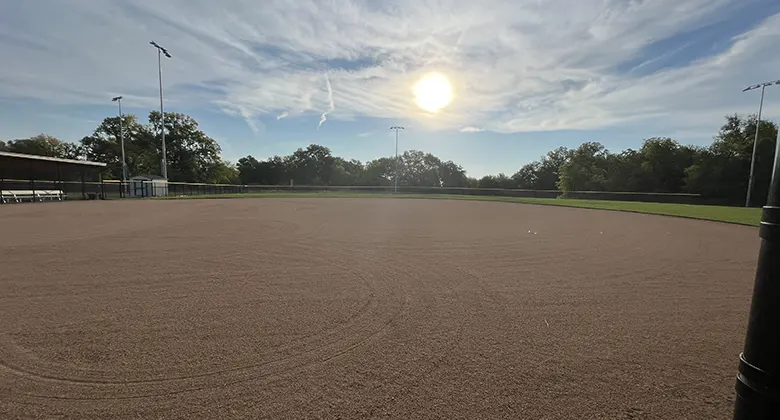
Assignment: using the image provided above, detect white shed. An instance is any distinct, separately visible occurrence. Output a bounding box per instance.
[128,175,168,197]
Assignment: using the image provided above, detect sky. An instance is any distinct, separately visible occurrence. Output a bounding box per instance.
[1,0,780,177]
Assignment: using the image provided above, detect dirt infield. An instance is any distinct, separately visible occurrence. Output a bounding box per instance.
[0,198,758,419]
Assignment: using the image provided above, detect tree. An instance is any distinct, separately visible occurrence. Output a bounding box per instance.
[636,137,694,193]
[4,134,75,158]
[512,162,539,189]
[397,150,443,186]
[331,158,364,186]
[148,111,227,183]
[285,144,336,185]
[80,111,235,183]
[684,114,778,205]
[602,149,646,192]
[12,108,765,205]
[439,160,468,187]
[478,173,513,189]
[237,155,291,185]
[536,147,571,190]
[62,142,85,160]
[509,147,570,190]
[361,157,394,186]
[205,160,239,184]
[557,142,609,192]
[81,114,153,179]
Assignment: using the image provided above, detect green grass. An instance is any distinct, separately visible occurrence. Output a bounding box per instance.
[154,192,761,226]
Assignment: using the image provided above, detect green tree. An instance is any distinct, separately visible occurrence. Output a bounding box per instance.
[5,134,75,158]
[602,149,647,192]
[637,137,694,193]
[148,111,227,183]
[286,144,336,185]
[205,160,239,184]
[81,114,153,179]
[685,114,778,205]
[362,157,394,186]
[81,111,235,183]
[557,142,609,192]
[397,150,444,186]
[439,160,468,187]
[512,162,539,189]
[478,173,513,189]
[237,155,290,185]
[331,157,364,186]
[510,147,570,190]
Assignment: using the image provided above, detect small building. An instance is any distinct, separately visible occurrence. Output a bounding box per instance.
[128,175,168,198]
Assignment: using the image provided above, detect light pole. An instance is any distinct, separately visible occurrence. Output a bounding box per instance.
[390,126,404,193]
[743,80,780,207]
[150,41,171,179]
[111,96,127,182]
[732,124,780,419]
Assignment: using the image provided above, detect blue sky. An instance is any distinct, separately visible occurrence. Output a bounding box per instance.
[1,0,780,177]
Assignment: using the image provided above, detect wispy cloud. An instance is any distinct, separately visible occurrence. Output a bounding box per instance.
[0,0,778,139]
[358,132,372,137]
[276,111,289,120]
[460,126,484,133]
[318,72,334,129]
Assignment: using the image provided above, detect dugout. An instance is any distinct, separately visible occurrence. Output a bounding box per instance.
[0,151,107,199]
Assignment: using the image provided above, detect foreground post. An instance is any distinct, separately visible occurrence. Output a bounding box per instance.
[390,126,404,193]
[112,96,128,182]
[744,80,780,208]
[150,41,171,179]
[733,129,780,419]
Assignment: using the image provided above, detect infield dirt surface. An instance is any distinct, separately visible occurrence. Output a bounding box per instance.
[0,198,758,419]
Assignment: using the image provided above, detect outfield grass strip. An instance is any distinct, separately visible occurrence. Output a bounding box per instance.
[152,192,761,226]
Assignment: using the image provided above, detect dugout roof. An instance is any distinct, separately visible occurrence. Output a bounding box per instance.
[0,151,106,182]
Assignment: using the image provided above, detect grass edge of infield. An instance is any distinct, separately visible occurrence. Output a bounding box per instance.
[147,192,761,226]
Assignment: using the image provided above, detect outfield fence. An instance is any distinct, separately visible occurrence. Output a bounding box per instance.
[1,178,719,205]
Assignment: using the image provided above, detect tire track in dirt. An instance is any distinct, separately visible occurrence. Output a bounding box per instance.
[0,198,759,419]
[0,247,408,401]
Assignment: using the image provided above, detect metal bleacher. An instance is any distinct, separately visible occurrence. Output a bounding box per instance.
[0,190,65,204]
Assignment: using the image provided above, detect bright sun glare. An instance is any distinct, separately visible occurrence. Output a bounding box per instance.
[413,73,453,113]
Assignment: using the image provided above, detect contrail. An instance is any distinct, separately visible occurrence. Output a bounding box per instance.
[318,72,334,129]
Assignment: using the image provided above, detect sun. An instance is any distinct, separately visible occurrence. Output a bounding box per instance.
[413,73,453,112]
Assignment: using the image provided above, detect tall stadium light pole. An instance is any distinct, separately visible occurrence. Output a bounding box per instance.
[733,125,780,419]
[390,126,404,193]
[112,96,128,182]
[743,80,780,207]
[150,41,171,179]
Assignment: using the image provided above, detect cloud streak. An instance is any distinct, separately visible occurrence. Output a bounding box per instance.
[0,0,778,140]
[318,72,334,129]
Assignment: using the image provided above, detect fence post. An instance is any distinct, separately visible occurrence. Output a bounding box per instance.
[28,160,37,202]
[80,169,86,200]
[100,175,105,199]
[55,162,61,199]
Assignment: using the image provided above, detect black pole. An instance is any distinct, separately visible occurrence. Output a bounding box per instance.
[80,169,86,200]
[733,130,780,419]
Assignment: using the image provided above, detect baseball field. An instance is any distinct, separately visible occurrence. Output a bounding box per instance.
[0,197,757,419]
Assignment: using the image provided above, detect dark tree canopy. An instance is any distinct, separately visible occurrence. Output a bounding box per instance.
[3,112,777,206]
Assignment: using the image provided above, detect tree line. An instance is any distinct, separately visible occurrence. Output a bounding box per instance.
[1,112,777,206]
